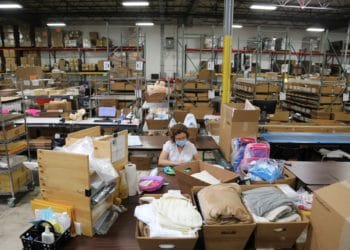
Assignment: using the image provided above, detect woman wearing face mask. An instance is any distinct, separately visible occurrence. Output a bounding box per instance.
[158,123,200,167]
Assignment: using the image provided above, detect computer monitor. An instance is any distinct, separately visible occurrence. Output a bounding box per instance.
[97,106,116,120]
[252,100,277,123]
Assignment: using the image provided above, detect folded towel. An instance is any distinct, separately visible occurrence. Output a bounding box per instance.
[264,205,293,222]
[198,183,252,224]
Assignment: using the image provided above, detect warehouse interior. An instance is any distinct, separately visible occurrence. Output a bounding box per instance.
[0,0,350,250]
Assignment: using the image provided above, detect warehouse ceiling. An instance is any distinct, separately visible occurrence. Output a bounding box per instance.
[0,0,349,29]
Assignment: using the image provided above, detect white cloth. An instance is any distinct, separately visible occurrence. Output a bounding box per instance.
[162,140,198,163]
[191,170,221,185]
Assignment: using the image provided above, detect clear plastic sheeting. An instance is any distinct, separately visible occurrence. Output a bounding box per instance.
[54,137,118,184]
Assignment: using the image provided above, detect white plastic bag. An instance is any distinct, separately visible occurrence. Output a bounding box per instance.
[168,118,177,128]
[183,113,197,128]
[54,137,118,184]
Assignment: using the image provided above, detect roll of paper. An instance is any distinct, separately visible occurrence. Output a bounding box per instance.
[125,163,137,196]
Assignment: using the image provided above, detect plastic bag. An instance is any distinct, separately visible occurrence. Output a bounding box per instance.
[240,142,270,169]
[168,118,177,128]
[183,113,197,128]
[247,159,283,183]
[55,137,118,184]
[139,176,165,192]
[230,137,256,172]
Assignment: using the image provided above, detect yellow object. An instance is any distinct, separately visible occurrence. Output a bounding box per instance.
[222,35,232,104]
[31,199,75,234]
[48,219,65,234]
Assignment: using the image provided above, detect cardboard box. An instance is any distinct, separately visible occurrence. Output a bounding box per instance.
[175,161,239,194]
[146,120,169,130]
[198,69,214,81]
[173,110,188,123]
[187,127,198,141]
[270,110,290,122]
[219,102,260,161]
[205,120,220,136]
[187,105,213,120]
[309,181,350,250]
[130,154,153,170]
[0,165,31,193]
[110,81,126,91]
[135,194,198,250]
[332,112,350,121]
[44,101,72,112]
[240,185,309,249]
[144,92,166,103]
[192,186,256,250]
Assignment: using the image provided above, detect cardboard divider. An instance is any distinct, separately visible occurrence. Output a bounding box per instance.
[175,161,239,194]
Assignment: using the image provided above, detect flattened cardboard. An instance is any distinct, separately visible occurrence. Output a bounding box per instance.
[309,181,350,250]
[175,161,239,194]
[192,186,256,250]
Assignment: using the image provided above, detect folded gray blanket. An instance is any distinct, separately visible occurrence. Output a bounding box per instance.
[242,187,295,218]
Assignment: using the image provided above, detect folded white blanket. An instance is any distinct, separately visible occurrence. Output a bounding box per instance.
[134,203,196,238]
[191,170,221,185]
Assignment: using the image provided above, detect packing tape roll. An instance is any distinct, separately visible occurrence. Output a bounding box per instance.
[125,163,137,196]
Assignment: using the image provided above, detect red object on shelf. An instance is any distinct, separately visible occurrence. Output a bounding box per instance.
[36,98,51,105]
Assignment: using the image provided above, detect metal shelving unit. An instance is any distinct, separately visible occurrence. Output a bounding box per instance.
[0,114,33,207]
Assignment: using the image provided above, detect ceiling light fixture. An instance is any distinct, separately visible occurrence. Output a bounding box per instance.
[47,22,66,27]
[232,24,243,28]
[122,1,149,7]
[0,3,22,9]
[250,4,277,10]
[135,22,154,26]
[306,27,325,32]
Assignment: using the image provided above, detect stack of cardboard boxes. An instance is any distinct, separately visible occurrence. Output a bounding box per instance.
[3,49,17,72]
[2,25,15,47]
[20,52,41,67]
[51,28,64,47]
[35,28,48,47]
[18,25,32,47]
[64,30,82,47]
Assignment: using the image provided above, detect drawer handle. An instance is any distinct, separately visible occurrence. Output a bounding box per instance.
[273,228,287,233]
[158,244,175,249]
[221,231,236,235]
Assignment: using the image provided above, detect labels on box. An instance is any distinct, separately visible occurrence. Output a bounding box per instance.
[208,90,215,99]
[23,80,30,86]
[343,93,349,102]
[280,92,287,101]
[136,61,143,71]
[31,80,40,86]
[207,61,214,71]
[103,61,111,71]
[281,64,289,73]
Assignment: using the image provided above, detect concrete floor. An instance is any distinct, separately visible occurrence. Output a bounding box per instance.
[0,188,40,250]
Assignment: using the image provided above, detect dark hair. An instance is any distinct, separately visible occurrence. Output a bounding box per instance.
[170,123,188,142]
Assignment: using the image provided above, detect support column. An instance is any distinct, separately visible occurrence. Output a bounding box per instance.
[222,0,234,104]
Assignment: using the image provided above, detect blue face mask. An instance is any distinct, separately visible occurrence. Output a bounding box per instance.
[175,139,187,147]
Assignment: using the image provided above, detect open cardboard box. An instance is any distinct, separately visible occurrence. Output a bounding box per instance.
[240,184,309,249]
[174,161,239,194]
[135,194,198,250]
[130,154,153,170]
[146,119,169,130]
[192,186,256,250]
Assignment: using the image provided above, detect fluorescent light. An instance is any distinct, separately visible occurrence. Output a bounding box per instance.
[250,4,277,10]
[47,22,66,27]
[306,27,325,32]
[232,24,243,29]
[122,1,149,6]
[135,22,154,26]
[0,3,22,9]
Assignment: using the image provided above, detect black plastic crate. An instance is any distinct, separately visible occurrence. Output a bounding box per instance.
[20,221,71,250]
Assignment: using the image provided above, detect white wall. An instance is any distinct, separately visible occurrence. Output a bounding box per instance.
[41,24,350,78]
